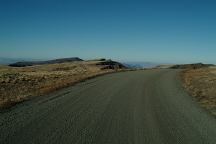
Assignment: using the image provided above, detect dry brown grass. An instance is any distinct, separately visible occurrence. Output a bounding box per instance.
[181,66,216,116]
[0,60,125,108]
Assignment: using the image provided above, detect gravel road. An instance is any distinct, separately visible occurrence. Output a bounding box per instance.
[1,69,216,144]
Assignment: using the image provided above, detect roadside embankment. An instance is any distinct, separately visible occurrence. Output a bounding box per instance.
[0,59,127,108]
[181,65,216,116]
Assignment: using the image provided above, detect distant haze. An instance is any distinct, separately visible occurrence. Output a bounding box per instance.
[0,58,27,65]
[122,61,159,68]
[0,58,45,65]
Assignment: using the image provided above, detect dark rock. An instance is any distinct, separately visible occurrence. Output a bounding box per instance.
[97,60,127,69]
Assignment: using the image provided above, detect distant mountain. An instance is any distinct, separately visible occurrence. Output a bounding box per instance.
[170,63,214,69]
[9,57,83,67]
[0,58,26,65]
[123,62,159,68]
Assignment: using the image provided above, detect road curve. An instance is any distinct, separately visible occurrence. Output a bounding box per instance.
[1,69,216,144]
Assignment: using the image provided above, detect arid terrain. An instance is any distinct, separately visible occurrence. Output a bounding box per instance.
[0,59,126,108]
[2,69,216,144]
[181,66,216,116]
[2,58,216,119]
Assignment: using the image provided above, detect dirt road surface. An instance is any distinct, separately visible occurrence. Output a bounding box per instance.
[1,69,216,144]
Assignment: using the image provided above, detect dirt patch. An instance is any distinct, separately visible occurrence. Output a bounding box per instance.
[181,66,216,116]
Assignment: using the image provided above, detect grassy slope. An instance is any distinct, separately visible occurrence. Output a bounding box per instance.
[181,66,216,116]
[0,60,126,107]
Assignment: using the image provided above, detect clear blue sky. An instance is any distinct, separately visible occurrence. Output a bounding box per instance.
[0,0,216,63]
